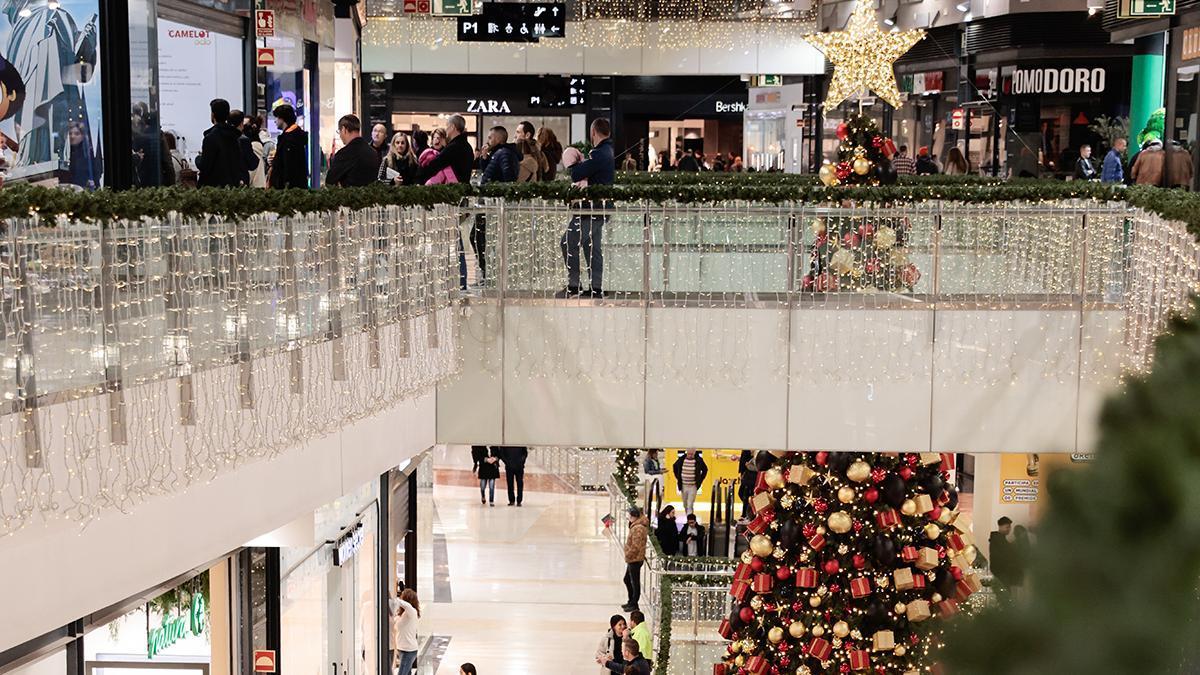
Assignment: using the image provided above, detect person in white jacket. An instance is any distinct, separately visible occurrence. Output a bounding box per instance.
[594,614,627,673]
[390,588,421,673]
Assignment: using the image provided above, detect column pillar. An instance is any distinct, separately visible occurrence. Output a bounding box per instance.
[1130,33,1167,155]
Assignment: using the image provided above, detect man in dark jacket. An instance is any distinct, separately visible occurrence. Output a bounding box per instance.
[680,512,706,557]
[500,446,528,506]
[600,638,650,674]
[369,123,389,160]
[269,104,308,189]
[557,117,615,298]
[416,114,473,183]
[672,449,708,516]
[989,517,1016,600]
[470,126,520,284]
[325,114,380,187]
[196,99,247,187]
[229,109,260,179]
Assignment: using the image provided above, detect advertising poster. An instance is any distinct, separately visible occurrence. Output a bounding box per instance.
[158,19,244,164]
[0,0,103,186]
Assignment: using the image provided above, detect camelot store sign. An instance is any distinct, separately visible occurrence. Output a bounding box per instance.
[1011,67,1106,95]
[147,592,208,658]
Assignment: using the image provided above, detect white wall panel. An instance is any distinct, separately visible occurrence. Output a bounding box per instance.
[645,308,788,447]
[526,44,586,74]
[582,45,645,75]
[789,309,935,451]
[640,24,702,74]
[469,43,529,73]
[931,311,1080,452]
[438,304,504,443]
[503,305,645,446]
[411,42,470,73]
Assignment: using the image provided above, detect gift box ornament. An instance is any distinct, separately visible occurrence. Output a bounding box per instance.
[735,562,752,582]
[849,649,871,671]
[719,619,732,639]
[947,532,967,551]
[911,573,927,589]
[937,508,954,524]
[914,494,934,514]
[920,452,943,466]
[872,630,895,652]
[808,637,833,661]
[796,567,819,588]
[731,579,750,601]
[875,508,900,530]
[900,545,918,563]
[808,533,827,551]
[906,599,932,622]
[952,512,973,533]
[754,472,771,493]
[713,664,728,675]
[746,654,768,675]
[753,573,774,594]
[955,574,982,600]
[750,491,774,514]
[915,547,939,571]
[850,576,872,599]
[746,510,773,535]
[893,567,915,590]
[788,465,818,485]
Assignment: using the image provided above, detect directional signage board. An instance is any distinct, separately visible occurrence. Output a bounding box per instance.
[457,2,565,42]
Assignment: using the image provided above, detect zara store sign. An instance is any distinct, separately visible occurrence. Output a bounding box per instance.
[467,99,512,113]
[1010,67,1107,95]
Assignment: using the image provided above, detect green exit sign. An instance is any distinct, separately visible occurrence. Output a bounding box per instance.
[754,75,783,87]
[1120,0,1174,16]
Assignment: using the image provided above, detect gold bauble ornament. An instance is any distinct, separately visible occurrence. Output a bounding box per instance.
[750,534,774,557]
[838,486,856,503]
[750,595,764,611]
[894,602,907,614]
[853,157,872,175]
[768,627,785,644]
[846,460,871,483]
[741,551,754,564]
[789,621,806,638]
[833,620,850,638]
[809,594,822,608]
[816,526,826,535]
[874,226,897,250]
[931,593,943,603]
[830,248,855,274]
[895,646,907,657]
[901,499,917,516]
[812,624,825,637]
[810,218,828,237]
[764,468,785,489]
[818,163,840,187]
[730,640,742,654]
[735,655,745,667]
[924,523,942,540]
[827,510,852,534]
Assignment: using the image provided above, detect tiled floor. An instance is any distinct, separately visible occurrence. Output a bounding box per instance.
[422,446,629,675]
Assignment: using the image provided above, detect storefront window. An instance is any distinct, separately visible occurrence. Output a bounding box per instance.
[744,114,785,172]
[157,19,245,166]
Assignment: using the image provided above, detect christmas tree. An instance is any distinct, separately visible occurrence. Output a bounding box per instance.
[801,216,920,293]
[716,451,976,675]
[818,114,898,188]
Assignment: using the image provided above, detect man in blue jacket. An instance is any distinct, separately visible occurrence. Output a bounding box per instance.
[558,117,615,298]
[1101,137,1127,183]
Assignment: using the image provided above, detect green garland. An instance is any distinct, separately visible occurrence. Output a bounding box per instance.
[11,180,1200,235]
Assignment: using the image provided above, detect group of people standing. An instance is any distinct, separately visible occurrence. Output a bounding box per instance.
[595,610,653,674]
[1074,137,1194,188]
[470,446,529,506]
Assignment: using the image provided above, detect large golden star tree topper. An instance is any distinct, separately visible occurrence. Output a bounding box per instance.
[805,0,925,109]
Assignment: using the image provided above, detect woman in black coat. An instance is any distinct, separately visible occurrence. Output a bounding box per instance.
[655,505,681,556]
[471,446,502,506]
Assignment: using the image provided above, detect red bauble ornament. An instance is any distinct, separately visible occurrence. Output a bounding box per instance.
[740,607,756,623]
[802,523,818,539]
[751,557,765,572]
[951,566,964,580]
[776,566,793,581]
[870,468,886,484]
[765,603,777,613]
[863,487,880,504]
[836,122,849,140]
[801,274,814,291]
[829,585,840,594]
[842,232,861,248]
[872,135,884,149]
[929,506,943,522]
[853,520,864,533]
[824,559,840,574]
[853,553,867,569]
[814,499,830,514]
[899,466,914,481]
[816,451,830,466]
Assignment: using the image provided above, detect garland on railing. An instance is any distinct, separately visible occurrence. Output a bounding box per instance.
[616,449,640,495]
[10,180,1200,231]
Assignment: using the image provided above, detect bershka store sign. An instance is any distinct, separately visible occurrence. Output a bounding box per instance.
[1010,67,1106,95]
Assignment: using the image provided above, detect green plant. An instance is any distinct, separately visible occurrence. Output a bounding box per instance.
[1089,114,1130,150]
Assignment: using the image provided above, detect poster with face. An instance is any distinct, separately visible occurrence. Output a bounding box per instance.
[0,0,103,187]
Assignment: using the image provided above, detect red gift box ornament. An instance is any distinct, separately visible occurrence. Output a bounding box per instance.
[937,599,960,617]
[875,508,900,530]
[808,637,833,661]
[746,654,769,675]
[850,576,873,599]
[718,619,732,639]
[849,649,871,671]
[795,567,819,588]
[911,573,927,590]
[808,533,827,551]
[754,472,771,493]
[746,509,774,535]
[713,664,728,675]
[753,573,774,594]
[735,562,752,582]
[900,545,918,563]
[730,579,750,601]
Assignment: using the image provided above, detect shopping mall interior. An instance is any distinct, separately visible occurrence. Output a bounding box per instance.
[3,0,1200,672]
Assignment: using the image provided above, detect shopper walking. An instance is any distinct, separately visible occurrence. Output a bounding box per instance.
[1101,138,1127,184]
[622,507,649,612]
[680,513,706,557]
[892,145,916,175]
[654,505,680,556]
[196,98,246,187]
[538,127,564,181]
[557,118,615,298]
[500,446,528,506]
[672,449,708,515]
[369,123,389,160]
[472,446,501,506]
[1074,144,1098,181]
[269,104,308,189]
[595,614,628,674]
[326,114,380,187]
[378,132,420,185]
[390,588,421,674]
[628,610,652,663]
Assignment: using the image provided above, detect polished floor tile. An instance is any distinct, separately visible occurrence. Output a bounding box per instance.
[424,447,631,675]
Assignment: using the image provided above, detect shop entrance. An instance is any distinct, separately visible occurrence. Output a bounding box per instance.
[646,118,742,170]
[326,522,377,675]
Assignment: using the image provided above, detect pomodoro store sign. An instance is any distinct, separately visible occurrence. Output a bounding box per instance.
[1008,67,1107,95]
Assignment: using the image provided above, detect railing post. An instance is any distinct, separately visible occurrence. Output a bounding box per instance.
[283,217,303,395]
[98,223,127,445]
[328,211,347,381]
[11,219,41,465]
